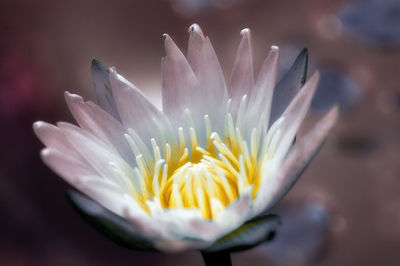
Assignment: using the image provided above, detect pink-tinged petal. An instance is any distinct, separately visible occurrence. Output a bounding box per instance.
[40,148,96,185]
[64,92,134,164]
[253,106,338,215]
[91,59,121,121]
[187,23,205,74]
[78,179,136,217]
[33,121,82,158]
[109,68,171,146]
[56,122,136,191]
[190,35,228,132]
[228,29,255,113]
[269,49,308,125]
[161,34,199,126]
[246,46,279,130]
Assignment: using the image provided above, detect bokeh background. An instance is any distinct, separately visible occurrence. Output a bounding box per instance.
[1,0,400,265]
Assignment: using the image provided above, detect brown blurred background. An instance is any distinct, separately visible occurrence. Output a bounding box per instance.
[1,0,400,265]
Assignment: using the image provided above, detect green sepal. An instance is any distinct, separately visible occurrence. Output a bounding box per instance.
[203,214,280,253]
[66,190,158,252]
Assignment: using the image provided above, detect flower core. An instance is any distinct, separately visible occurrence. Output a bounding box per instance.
[129,106,279,220]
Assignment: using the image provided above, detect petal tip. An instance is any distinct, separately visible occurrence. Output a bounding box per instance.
[188,23,203,35]
[271,45,279,51]
[33,121,44,129]
[40,148,51,158]
[240,28,250,36]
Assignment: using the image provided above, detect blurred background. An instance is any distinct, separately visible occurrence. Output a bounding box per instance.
[1,0,400,265]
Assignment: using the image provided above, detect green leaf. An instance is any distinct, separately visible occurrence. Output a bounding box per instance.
[66,190,158,252]
[203,214,280,253]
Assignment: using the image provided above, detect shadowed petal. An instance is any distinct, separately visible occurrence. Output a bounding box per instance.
[273,71,320,164]
[270,49,308,125]
[91,59,121,121]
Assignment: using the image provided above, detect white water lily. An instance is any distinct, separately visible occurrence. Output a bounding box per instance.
[34,24,338,252]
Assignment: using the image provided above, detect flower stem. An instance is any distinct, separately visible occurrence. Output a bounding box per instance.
[201,251,232,266]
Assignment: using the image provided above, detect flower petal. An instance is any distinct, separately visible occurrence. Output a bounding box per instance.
[215,186,253,231]
[56,122,138,193]
[150,209,221,252]
[228,29,254,112]
[64,92,134,165]
[109,68,172,146]
[40,148,96,185]
[91,59,121,121]
[33,121,80,157]
[187,26,228,132]
[149,188,254,252]
[269,48,308,125]
[253,72,320,214]
[161,34,199,126]
[187,24,205,74]
[246,46,279,131]
[254,106,338,215]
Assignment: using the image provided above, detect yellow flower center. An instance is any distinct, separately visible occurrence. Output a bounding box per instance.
[126,112,281,220]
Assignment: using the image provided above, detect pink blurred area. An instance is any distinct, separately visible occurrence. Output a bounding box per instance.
[1,0,400,265]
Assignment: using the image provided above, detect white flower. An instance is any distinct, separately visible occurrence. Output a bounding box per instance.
[33,24,338,252]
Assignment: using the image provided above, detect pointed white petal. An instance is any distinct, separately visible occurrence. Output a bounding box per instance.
[64,92,134,164]
[247,46,279,130]
[253,106,338,215]
[33,121,80,157]
[91,59,121,121]
[228,29,254,112]
[57,122,136,192]
[109,68,171,146]
[192,36,228,132]
[187,23,205,74]
[40,148,96,185]
[161,34,199,126]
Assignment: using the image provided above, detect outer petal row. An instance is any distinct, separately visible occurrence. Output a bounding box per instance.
[253,106,339,215]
